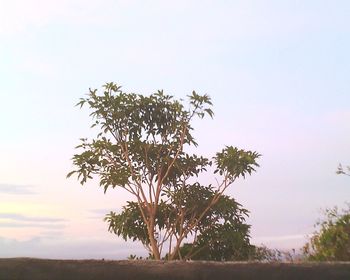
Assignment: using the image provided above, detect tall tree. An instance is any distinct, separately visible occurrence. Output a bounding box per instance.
[68,82,260,260]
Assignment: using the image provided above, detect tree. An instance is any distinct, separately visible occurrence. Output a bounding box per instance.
[68,82,260,260]
[303,205,350,261]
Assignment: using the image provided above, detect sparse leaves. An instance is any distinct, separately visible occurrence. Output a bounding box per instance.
[214,146,260,180]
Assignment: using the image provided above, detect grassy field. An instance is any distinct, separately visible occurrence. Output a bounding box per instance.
[1,258,350,280]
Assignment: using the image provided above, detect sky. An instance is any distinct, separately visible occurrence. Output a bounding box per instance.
[1,0,349,259]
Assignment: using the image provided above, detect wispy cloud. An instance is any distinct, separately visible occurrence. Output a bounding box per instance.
[254,234,307,243]
[87,208,121,219]
[0,184,36,195]
[39,230,65,239]
[0,213,65,222]
[0,222,65,229]
[89,209,113,215]
[0,213,66,229]
[252,234,309,250]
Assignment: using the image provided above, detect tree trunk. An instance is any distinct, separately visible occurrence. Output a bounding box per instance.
[149,237,160,260]
[147,219,161,260]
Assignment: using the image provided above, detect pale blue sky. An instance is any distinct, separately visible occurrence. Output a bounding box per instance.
[1,0,349,259]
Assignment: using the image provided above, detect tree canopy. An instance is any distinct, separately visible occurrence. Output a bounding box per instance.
[68,82,260,260]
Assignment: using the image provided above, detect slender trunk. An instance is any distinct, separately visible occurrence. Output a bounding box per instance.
[169,236,185,260]
[147,218,161,260]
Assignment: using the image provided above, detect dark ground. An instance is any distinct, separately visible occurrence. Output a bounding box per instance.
[1,258,350,280]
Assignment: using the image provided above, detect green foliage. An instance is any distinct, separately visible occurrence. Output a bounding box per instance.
[214,146,260,179]
[68,82,260,259]
[303,205,350,261]
[178,195,251,261]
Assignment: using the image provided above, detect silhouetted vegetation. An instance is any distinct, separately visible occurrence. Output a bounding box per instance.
[303,204,350,261]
